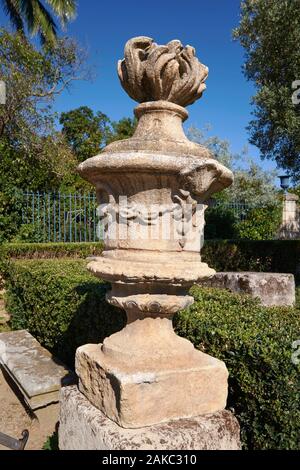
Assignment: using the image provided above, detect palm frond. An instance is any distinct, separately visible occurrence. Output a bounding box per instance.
[18,0,34,33]
[45,0,77,26]
[29,0,58,44]
[0,0,24,31]
[1,0,77,44]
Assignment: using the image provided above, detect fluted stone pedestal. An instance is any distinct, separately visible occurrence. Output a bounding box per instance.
[59,386,241,450]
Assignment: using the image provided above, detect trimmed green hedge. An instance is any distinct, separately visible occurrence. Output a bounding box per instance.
[202,239,300,282]
[174,287,300,450]
[1,239,300,281]
[4,258,300,449]
[0,242,104,259]
[5,259,125,365]
[0,243,104,288]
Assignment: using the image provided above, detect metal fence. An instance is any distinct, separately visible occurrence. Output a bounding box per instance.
[211,200,257,220]
[21,191,98,243]
[20,191,256,243]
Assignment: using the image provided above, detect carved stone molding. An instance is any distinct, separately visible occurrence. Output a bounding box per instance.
[106,292,194,319]
[118,37,208,106]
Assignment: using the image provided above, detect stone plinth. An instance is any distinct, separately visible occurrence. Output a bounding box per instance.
[201,272,295,307]
[76,318,228,428]
[59,386,241,450]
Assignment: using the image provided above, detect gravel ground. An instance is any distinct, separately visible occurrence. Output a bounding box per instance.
[0,364,52,450]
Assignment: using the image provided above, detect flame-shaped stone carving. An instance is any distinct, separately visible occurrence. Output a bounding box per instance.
[118,36,209,106]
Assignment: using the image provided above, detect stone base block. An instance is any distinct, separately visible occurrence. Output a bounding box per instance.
[201,272,295,307]
[76,342,228,428]
[59,385,241,450]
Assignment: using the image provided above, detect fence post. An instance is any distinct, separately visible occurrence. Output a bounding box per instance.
[278,193,300,239]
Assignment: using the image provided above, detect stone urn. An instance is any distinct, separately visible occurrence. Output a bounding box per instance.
[76,37,234,429]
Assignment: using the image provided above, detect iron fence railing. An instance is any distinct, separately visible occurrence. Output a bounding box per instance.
[19,191,258,243]
[211,200,258,220]
[21,191,98,243]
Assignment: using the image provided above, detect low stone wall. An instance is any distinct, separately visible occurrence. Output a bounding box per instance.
[200,272,295,307]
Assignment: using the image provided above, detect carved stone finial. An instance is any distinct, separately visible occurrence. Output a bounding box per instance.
[118,36,209,107]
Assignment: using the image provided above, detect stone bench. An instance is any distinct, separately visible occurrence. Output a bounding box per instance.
[200,272,295,307]
[0,329,74,410]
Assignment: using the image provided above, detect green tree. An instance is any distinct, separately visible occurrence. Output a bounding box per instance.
[235,205,281,240]
[233,0,300,180]
[0,28,88,187]
[60,106,111,162]
[0,29,88,240]
[188,126,278,205]
[188,126,281,240]
[1,0,77,44]
[60,109,137,160]
[107,116,136,144]
[0,29,86,148]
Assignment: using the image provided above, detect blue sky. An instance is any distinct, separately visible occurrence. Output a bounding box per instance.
[0,0,278,173]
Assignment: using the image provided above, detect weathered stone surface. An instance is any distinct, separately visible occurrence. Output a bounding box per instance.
[76,321,228,429]
[278,192,300,239]
[200,272,295,307]
[77,38,234,357]
[0,330,74,409]
[59,385,241,450]
[72,36,236,435]
[118,37,208,107]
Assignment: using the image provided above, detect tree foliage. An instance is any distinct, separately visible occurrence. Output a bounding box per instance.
[188,125,278,205]
[60,106,111,162]
[0,29,88,240]
[60,107,136,161]
[188,126,281,239]
[0,0,77,44]
[233,0,300,180]
[235,204,281,240]
[0,28,88,185]
[0,29,86,147]
[106,117,137,144]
